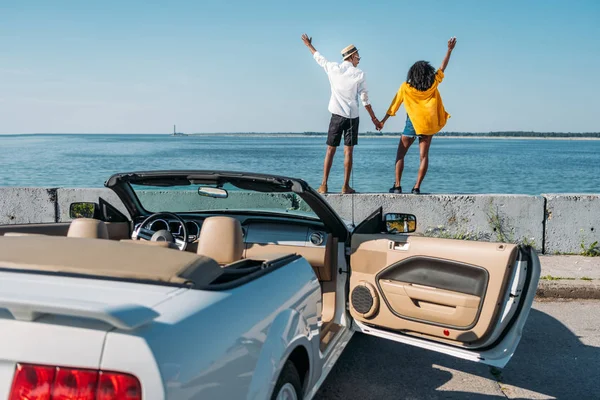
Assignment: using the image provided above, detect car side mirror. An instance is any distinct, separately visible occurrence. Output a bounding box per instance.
[384,213,417,234]
[69,202,99,219]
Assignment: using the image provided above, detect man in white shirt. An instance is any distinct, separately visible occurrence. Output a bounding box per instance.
[302,33,381,194]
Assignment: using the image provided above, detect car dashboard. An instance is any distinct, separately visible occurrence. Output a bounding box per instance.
[132,213,329,248]
[131,213,334,281]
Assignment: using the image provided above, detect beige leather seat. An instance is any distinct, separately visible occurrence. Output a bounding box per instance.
[67,218,109,239]
[196,216,244,265]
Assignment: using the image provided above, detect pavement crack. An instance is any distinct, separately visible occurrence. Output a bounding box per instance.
[494,380,509,399]
[490,367,509,399]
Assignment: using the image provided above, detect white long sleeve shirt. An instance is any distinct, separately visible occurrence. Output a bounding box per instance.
[313,51,370,119]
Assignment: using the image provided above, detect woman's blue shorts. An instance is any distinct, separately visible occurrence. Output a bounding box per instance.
[402,115,417,137]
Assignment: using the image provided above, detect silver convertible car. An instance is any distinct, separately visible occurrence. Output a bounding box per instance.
[0,170,540,400]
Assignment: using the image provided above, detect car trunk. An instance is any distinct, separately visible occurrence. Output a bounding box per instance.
[0,270,180,397]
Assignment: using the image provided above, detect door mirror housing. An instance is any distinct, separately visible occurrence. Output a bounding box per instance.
[384,213,417,234]
[69,202,99,219]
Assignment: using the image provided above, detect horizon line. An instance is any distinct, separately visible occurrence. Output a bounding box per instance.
[2,132,600,137]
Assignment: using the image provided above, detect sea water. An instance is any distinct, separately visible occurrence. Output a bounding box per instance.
[1,134,599,195]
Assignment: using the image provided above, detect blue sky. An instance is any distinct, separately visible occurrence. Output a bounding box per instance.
[1,0,599,134]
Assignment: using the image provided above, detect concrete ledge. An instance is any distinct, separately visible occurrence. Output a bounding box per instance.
[544,194,600,255]
[0,188,57,224]
[536,280,600,300]
[325,193,544,250]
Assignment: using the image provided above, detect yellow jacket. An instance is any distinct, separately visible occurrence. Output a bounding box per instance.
[385,69,450,135]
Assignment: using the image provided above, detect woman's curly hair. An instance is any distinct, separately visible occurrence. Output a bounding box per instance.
[406,61,436,91]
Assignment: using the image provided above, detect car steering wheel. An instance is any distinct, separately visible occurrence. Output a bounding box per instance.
[134,212,189,251]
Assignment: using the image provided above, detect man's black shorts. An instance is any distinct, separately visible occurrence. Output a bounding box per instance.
[327,114,359,147]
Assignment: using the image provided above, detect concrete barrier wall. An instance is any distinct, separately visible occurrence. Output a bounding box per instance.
[0,188,57,224]
[1,187,599,255]
[324,194,545,249]
[544,194,600,255]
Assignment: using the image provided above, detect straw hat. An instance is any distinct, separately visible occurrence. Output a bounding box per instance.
[341,44,358,60]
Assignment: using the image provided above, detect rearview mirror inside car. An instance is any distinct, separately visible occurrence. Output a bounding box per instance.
[198,187,228,199]
[69,202,98,219]
[384,213,417,234]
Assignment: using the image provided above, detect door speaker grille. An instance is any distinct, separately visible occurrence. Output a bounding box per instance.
[351,282,379,318]
[351,286,373,313]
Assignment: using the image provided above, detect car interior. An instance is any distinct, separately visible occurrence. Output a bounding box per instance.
[0,207,343,350]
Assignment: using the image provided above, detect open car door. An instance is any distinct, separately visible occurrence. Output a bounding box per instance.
[348,208,541,368]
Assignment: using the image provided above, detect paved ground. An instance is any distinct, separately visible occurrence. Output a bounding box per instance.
[539,255,600,279]
[315,299,600,399]
[537,255,600,299]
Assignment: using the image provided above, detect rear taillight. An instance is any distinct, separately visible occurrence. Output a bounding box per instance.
[9,364,141,400]
[52,367,98,400]
[9,364,55,400]
[97,372,141,400]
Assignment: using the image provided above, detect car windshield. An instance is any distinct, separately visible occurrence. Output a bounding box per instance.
[130,182,319,219]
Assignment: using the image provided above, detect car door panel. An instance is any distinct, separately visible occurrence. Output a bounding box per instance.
[350,233,519,345]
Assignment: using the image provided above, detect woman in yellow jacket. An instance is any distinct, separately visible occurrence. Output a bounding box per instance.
[380,37,457,194]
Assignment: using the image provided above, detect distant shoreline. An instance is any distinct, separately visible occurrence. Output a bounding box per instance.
[187,133,600,140]
[2,132,600,141]
[390,135,600,141]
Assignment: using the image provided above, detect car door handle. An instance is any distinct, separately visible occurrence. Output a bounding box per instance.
[389,240,409,251]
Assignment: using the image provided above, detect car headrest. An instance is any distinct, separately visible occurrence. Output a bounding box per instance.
[67,218,109,239]
[196,216,244,264]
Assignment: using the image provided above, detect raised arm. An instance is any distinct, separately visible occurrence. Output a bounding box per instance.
[439,36,457,72]
[301,33,337,73]
[301,33,317,55]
